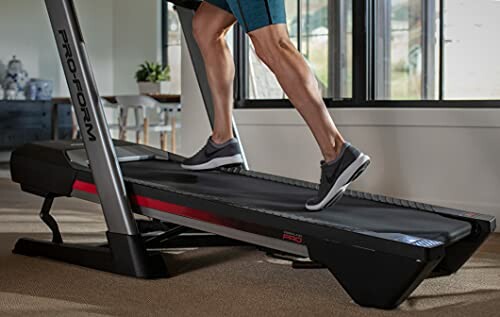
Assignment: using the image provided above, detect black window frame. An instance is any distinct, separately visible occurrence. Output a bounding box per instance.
[232,0,500,109]
[161,0,182,68]
[161,0,169,68]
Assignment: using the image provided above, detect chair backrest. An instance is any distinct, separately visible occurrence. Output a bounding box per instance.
[100,98,120,125]
[115,95,159,109]
[100,97,119,108]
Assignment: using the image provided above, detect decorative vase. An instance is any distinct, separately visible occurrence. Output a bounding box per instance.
[2,56,29,100]
[137,81,170,95]
[25,79,54,101]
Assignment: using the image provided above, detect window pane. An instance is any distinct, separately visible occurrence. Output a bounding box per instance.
[374,0,439,100]
[165,3,181,95]
[247,0,352,100]
[444,0,500,99]
[344,0,353,98]
[248,41,283,99]
[300,0,329,96]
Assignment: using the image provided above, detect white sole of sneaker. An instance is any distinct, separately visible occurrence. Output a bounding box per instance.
[181,154,244,171]
[305,154,371,211]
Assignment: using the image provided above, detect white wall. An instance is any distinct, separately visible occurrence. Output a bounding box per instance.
[112,0,162,95]
[0,0,114,97]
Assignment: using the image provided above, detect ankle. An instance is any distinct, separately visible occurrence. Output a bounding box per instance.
[323,139,346,162]
[335,139,346,154]
[211,134,233,145]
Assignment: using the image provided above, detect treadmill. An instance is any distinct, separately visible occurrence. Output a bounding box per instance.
[9,0,495,310]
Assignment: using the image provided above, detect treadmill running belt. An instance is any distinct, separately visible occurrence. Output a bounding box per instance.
[120,160,471,245]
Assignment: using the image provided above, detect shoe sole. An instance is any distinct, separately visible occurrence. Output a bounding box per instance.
[305,154,371,211]
[181,154,244,171]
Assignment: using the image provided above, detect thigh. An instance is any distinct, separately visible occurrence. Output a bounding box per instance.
[196,1,237,34]
[204,0,232,14]
[226,0,287,33]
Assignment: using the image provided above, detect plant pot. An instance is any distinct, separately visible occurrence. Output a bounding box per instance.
[137,81,170,95]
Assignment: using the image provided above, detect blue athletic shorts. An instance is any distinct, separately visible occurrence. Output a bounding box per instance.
[204,0,287,33]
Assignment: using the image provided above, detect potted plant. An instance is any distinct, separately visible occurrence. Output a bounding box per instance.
[135,61,171,95]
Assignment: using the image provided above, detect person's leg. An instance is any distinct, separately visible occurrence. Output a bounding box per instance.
[248,24,343,162]
[227,0,370,210]
[192,2,237,144]
[182,2,244,170]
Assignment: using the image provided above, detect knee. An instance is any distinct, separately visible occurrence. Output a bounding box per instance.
[192,13,223,49]
[252,37,294,68]
[192,13,206,45]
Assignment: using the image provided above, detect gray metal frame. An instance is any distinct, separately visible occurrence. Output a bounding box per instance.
[329,0,347,99]
[45,0,138,235]
[422,0,437,99]
[373,0,391,99]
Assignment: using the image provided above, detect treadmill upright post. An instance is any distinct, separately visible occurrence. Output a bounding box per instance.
[40,0,168,278]
[45,0,135,236]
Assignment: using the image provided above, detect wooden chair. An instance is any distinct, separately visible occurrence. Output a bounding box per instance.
[115,95,179,152]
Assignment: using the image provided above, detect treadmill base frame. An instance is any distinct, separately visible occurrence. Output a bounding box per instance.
[13,232,169,278]
[12,196,250,279]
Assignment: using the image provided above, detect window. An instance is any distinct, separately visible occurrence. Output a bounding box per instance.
[371,0,500,102]
[162,0,500,107]
[246,0,352,100]
[444,0,500,99]
[162,1,182,95]
[373,0,439,100]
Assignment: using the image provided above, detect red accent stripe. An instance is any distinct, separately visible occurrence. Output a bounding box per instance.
[72,180,227,226]
[73,180,98,194]
[131,196,226,225]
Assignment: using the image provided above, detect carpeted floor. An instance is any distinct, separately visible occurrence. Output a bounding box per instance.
[1,176,500,317]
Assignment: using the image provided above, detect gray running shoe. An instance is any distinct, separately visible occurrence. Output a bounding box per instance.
[305,143,371,211]
[181,138,244,171]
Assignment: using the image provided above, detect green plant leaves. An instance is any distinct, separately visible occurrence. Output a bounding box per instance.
[135,61,171,83]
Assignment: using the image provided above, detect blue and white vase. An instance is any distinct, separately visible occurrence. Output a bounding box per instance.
[2,56,29,100]
[25,79,54,101]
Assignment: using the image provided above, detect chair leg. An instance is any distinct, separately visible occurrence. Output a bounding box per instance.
[160,132,167,151]
[143,118,149,145]
[119,108,128,141]
[171,116,176,153]
[134,106,142,144]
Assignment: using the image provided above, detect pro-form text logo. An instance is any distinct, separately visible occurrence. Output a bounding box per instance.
[282,231,303,244]
[58,29,96,141]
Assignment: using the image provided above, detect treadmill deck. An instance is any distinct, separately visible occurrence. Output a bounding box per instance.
[118,159,472,246]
